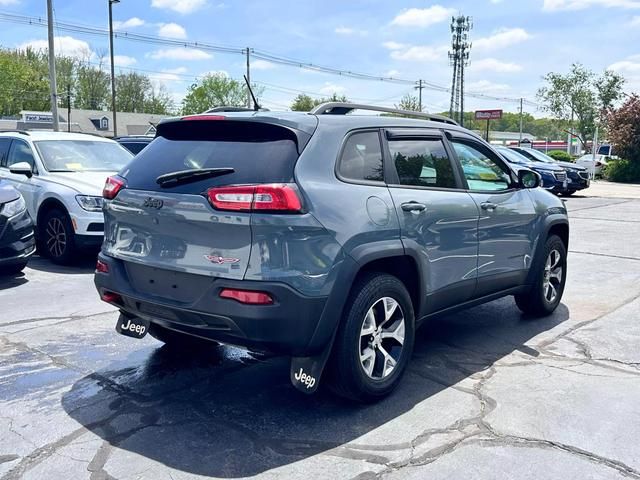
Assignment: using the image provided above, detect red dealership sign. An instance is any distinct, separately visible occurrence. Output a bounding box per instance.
[475,109,503,120]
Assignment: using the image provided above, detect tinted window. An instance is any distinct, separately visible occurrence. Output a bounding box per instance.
[35,140,132,172]
[121,121,300,193]
[389,138,456,188]
[0,138,10,167]
[452,141,511,191]
[7,141,36,170]
[121,142,148,155]
[338,131,384,183]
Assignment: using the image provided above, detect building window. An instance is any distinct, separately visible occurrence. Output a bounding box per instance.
[100,117,109,130]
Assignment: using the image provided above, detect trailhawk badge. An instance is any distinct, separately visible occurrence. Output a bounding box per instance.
[205,255,240,265]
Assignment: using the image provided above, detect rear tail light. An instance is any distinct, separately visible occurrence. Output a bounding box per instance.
[95,259,109,273]
[220,288,274,305]
[207,184,302,213]
[103,176,126,200]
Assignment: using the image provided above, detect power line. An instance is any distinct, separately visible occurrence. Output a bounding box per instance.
[0,11,542,108]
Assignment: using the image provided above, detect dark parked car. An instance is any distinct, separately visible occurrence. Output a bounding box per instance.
[0,180,35,274]
[115,136,153,155]
[510,147,589,195]
[95,103,569,402]
[495,146,568,194]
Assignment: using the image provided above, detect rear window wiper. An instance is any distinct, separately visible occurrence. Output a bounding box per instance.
[156,167,235,187]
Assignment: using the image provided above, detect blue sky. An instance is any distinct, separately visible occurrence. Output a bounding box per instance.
[1,0,639,114]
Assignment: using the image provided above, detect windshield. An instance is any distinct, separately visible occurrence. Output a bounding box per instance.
[518,148,555,163]
[35,140,133,172]
[495,148,530,165]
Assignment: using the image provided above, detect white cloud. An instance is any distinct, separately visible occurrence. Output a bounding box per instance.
[252,59,275,70]
[391,5,456,27]
[19,36,92,59]
[113,17,145,30]
[609,55,640,73]
[113,55,137,67]
[0,0,20,5]
[386,69,401,77]
[474,28,531,50]
[158,23,187,39]
[629,15,640,25]
[471,58,523,73]
[467,80,511,92]
[543,0,640,10]
[149,48,212,61]
[335,26,367,36]
[384,42,448,62]
[319,82,347,95]
[151,0,207,14]
[151,67,189,83]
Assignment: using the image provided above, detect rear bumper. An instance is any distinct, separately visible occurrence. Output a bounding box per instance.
[0,210,36,265]
[94,253,328,354]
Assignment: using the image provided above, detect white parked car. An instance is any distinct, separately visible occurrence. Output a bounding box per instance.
[575,154,609,175]
[0,131,133,264]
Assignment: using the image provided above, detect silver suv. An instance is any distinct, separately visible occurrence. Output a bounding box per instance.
[94,103,569,402]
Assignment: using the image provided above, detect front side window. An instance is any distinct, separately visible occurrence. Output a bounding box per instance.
[389,138,457,188]
[338,131,384,183]
[7,141,36,170]
[0,138,11,167]
[452,141,511,191]
[35,140,133,172]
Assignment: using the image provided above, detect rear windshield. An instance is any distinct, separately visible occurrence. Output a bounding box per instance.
[120,120,300,193]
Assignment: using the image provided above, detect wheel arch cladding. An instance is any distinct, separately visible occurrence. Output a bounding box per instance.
[37,197,69,226]
[548,222,569,249]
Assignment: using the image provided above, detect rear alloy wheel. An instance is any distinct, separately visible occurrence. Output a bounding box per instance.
[40,209,76,265]
[327,273,415,402]
[515,235,567,316]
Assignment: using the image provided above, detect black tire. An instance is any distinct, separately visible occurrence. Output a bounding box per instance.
[515,235,567,317]
[326,273,415,403]
[562,190,576,197]
[148,323,218,350]
[0,260,28,275]
[40,208,76,265]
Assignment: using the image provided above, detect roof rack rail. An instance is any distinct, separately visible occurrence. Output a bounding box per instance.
[0,129,30,135]
[204,106,270,113]
[310,102,459,126]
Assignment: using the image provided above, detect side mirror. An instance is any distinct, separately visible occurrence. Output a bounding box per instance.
[518,169,540,189]
[9,162,33,178]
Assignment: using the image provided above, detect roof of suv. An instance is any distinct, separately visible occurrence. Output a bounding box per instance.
[0,131,116,142]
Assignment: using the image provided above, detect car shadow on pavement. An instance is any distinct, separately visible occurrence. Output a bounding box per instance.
[61,298,569,478]
[0,271,28,290]
[25,253,97,275]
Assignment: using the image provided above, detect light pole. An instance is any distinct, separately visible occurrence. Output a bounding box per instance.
[108,0,120,137]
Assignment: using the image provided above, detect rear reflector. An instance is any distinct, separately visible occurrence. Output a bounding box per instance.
[95,259,109,273]
[100,291,121,304]
[220,288,274,305]
[103,176,126,200]
[207,184,302,212]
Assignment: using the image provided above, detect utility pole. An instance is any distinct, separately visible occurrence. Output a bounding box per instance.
[414,80,424,111]
[518,98,523,144]
[448,15,472,124]
[108,0,120,137]
[46,0,60,131]
[246,47,251,109]
[67,84,71,132]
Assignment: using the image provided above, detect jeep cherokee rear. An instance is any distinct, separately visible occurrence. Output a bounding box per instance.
[94,103,569,402]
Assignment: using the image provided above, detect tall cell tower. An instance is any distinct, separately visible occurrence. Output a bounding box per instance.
[448,15,472,126]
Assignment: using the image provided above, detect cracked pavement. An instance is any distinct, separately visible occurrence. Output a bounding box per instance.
[1,183,639,480]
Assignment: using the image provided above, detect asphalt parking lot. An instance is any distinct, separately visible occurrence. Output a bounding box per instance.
[1,182,639,480]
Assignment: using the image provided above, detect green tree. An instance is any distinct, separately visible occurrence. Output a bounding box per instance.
[290,92,348,111]
[395,94,421,112]
[75,54,110,110]
[144,84,175,115]
[537,63,625,150]
[182,73,260,114]
[56,56,78,109]
[116,72,152,113]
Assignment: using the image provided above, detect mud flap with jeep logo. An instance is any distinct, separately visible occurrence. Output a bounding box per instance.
[290,333,336,394]
[116,312,150,339]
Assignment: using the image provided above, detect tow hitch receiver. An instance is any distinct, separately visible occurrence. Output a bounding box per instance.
[116,313,149,339]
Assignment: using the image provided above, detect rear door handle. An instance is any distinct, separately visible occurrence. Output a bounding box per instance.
[480,202,498,211]
[401,202,427,212]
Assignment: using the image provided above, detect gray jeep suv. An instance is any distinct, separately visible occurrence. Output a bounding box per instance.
[94,103,568,402]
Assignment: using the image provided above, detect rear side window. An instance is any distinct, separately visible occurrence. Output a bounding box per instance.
[338,131,384,183]
[389,138,457,188]
[121,121,300,193]
[0,138,10,167]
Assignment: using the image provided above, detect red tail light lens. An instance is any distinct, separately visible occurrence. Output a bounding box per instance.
[207,184,302,213]
[220,288,274,305]
[103,176,126,200]
[96,259,109,273]
[100,291,121,304]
